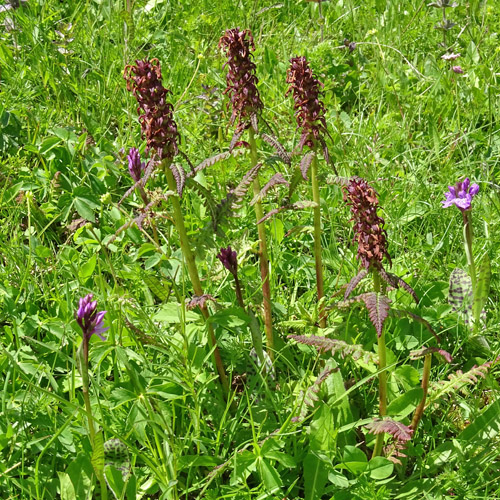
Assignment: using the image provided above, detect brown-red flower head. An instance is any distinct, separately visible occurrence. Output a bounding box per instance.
[219,28,263,133]
[286,56,327,150]
[124,59,180,160]
[343,177,391,270]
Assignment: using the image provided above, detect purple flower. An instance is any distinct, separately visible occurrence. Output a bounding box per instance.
[451,65,464,74]
[76,294,108,341]
[127,147,145,182]
[442,178,479,212]
[217,246,238,277]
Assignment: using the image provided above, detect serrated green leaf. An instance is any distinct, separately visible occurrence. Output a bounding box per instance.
[91,430,105,479]
[142,274,171,301]
[257,457,283,493]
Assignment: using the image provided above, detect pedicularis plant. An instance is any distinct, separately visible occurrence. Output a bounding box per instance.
[286,56,330,328]
[124,58,230,395]
[219,28,275,360]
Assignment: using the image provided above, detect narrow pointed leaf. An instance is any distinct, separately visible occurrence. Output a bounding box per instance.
[473,254,490,325]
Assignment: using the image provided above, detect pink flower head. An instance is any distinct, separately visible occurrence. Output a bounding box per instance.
[217,246,238,277]
[451,65,464,74]
[441,52,460,61]
[442,178,479,212]
[76,294,108,341]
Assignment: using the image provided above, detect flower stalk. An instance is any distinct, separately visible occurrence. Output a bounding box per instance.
[410,353,432,431]
[125,58,229,397]
[286,56,329,327]
[219,28,274,360]
[311,155,326,327]
[75,294,109,500]
[164,162,230,395]
[249,129,274,360]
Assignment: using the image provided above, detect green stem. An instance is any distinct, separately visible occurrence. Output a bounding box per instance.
[77,342,108,500]
[410,353,432,431]
[138,185,160,246]
[462,210,476,292]
[163,161,230,396]
[311,153,326,328]
[372,270,387,458]
[249,129,274,361]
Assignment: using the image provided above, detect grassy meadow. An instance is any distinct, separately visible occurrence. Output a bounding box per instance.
[1,0,500,498]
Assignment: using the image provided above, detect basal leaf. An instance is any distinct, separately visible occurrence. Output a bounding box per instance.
[304,451,330,500]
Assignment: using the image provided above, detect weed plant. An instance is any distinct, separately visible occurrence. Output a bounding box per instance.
[1,0,500,499]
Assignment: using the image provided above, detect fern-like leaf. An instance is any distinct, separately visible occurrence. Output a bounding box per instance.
[304,367,334,407]
[257,200,317,225]
[260,133,291,164]
[187,294,216,310]
[428,356,499,403]
[170,163,186,197]
[344,270,368,300]
[229,129,245,152]
[288,334,378,364]
[319,136,338,175]
[357,293,391,337]
[365,417,413,442]
[250,112,259,134]
[300,151,316,180]
[251,173,289,205]
[231,163,263,210]
[118,159,156,206]
[190,149,245,176]
[390,309,440,343]
[379,268,419,304]
[410,347,452,363]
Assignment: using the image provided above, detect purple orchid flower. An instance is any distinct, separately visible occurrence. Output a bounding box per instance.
[127,147,145,182]
[76,294,108,341]
[442,178,479,212]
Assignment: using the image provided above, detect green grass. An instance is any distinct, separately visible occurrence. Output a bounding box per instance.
[1,0,500,498]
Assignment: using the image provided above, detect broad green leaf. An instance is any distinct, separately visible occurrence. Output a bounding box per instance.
[58,472,76,500]
[230,450,256,486]
[79,254,97,279]
[153,303,199,323]
[473,254,490,326]
[458,398,500,447]
[327,470,349,488]
[263,450,296,468]
[257,457,283,493]
[393,365,421,389]
[340,445,367,474]
[303,451,330,500]
[368,456,394,480]
[104,467,126,499]
[74,197,95,222]
[310,403,337,452]
[66,454,93,499]
[387,387,423,418]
